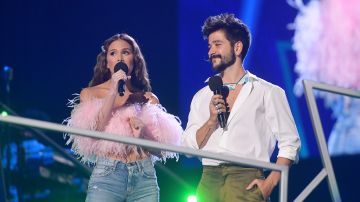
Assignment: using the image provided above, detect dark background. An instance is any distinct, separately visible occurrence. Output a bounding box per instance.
[0,0,357,201]
[0,0,335,158]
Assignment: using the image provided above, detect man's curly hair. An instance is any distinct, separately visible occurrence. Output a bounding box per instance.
[202,13,251,61]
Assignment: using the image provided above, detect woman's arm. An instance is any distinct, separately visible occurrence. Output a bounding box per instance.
[80,68,130,131]
[80,88,117,131]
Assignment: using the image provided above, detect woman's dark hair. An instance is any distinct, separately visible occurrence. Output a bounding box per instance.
[89,33,151,92]
[202,13,251,61]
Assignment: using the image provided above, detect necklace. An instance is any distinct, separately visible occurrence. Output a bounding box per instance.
[223,71,249,91]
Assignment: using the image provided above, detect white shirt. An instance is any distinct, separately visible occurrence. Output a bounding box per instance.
[182,72,301,166]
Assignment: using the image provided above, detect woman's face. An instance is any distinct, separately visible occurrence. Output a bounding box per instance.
[106,39,134,75]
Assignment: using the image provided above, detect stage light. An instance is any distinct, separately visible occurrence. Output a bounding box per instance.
[1,110,8,116]
[187,195,197,202]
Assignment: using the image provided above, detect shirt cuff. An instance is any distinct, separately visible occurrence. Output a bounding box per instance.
[277,146,300,164]
[181,130,200,150]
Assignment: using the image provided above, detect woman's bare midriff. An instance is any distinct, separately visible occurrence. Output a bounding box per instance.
[109,149,150,163]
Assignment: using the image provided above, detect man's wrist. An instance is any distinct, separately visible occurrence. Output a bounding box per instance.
[267,172,281,187]
[206,119,218,129]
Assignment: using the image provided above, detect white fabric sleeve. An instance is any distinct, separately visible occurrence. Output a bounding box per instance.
[181,93,202,150]
[265,86,301,163]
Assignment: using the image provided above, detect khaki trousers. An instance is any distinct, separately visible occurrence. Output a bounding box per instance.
[197,165,267,202]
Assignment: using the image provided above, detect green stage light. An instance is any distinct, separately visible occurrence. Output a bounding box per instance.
[1,110,8,116]
[187,195,197,202]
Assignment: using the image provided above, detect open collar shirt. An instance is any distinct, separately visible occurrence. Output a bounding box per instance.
[182,72,301,166]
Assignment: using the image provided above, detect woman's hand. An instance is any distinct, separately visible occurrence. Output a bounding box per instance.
[129,117,144,138]
[109,69,131,95]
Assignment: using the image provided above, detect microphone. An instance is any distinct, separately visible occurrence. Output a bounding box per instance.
[114,61,129,96]
[208,75,226,128]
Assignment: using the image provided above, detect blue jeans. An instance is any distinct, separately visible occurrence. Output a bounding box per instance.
[85,158,159,202]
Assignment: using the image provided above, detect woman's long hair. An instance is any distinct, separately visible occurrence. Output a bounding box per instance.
[89,33,151,92]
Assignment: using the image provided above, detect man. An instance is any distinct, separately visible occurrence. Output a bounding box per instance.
[182,13,301,202]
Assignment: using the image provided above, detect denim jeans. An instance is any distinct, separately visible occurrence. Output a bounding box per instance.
[85,158,159,202]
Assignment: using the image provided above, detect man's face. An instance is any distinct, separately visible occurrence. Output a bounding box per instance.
[208,30,236,72]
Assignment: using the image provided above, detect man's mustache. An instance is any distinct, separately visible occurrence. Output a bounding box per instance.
[209,54,222,60]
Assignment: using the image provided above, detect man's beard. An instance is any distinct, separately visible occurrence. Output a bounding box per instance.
[212,50,236,73]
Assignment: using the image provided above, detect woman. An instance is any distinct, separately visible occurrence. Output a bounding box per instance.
[64,33,182,202]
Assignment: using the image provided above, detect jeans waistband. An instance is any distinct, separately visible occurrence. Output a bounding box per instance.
[96,157,153,169]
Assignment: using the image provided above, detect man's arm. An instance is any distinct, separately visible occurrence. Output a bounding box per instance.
[248,86,301,199]
[246,157,292,199]
[196,94,224,148]
[196,119,218,149]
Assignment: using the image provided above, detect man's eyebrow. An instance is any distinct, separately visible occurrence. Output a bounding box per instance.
[208,40,223,46]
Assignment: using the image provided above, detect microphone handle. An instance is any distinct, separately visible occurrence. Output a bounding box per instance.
[218,113,226,128]
[214,89,226,128]
[118,80,125,96]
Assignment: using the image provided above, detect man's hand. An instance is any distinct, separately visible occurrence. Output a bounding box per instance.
[209,94,226,123]
[246,178,275,199]
[246,157,293,199]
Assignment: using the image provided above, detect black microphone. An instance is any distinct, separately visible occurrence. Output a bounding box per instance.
[208,75,226,128]
[114,61,129,96]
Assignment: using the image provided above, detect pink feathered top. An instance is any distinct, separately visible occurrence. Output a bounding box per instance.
[64,94,183,164]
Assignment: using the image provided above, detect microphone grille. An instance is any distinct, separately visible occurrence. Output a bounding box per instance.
[114,61,129,74]
[208,76,223,92]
